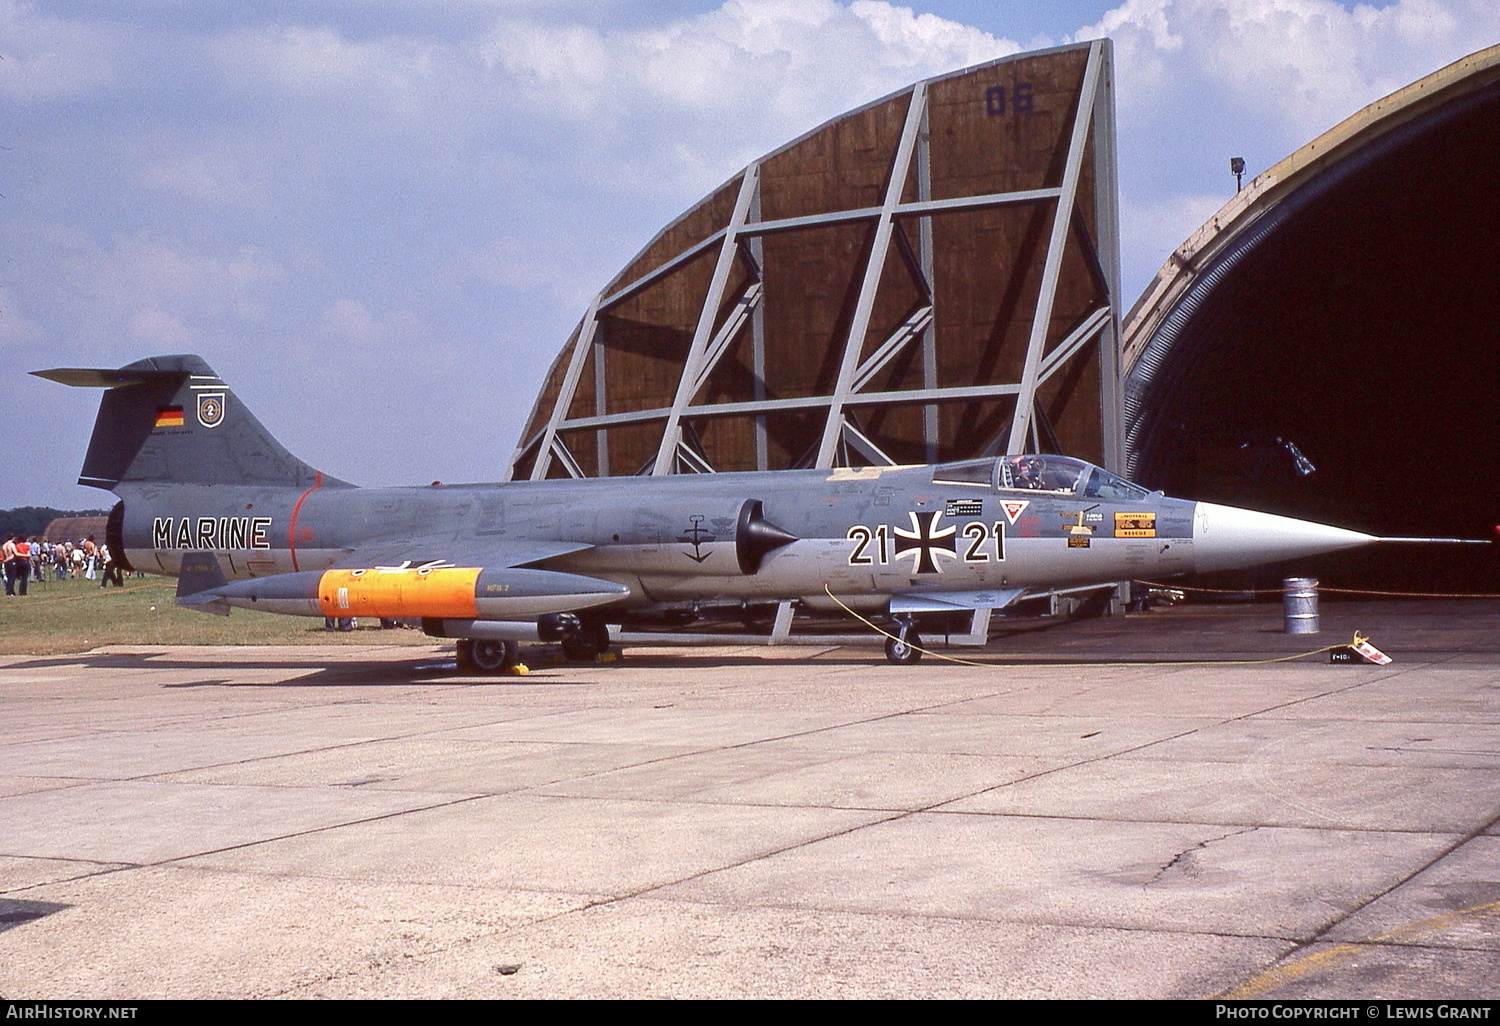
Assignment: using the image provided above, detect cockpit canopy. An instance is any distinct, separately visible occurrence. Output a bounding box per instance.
[930,455,1151,500]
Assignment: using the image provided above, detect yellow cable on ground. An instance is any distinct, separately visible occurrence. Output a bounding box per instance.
[10,582,158,606]
[822,586,1362,668]
[1137,579,1500,600]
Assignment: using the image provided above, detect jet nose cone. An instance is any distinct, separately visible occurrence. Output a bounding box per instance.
[1192,502,1377,574]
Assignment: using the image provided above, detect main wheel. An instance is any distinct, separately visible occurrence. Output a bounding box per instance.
[884,631,923,665]
[468,638,518,673]
[561,619,611,661]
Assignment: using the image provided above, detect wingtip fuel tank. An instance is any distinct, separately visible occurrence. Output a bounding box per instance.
[184,565,630,620]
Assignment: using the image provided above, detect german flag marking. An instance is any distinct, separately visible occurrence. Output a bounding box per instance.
[155,405,185,428]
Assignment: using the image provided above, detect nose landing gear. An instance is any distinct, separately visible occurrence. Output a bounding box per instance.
[884,616,924,665]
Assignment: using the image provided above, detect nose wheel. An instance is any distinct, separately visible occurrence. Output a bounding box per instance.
[884,618,923,665]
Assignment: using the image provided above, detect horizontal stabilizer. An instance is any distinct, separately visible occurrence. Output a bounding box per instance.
[31,367,187,389]
[890,588,1025,614]
[175,552,231,616]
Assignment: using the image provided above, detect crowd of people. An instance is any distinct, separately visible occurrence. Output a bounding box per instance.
[2,534,129,596]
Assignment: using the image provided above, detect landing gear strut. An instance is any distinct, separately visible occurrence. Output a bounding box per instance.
[457,638,518,673]
[884,616,923,665]
[562,618,612,662]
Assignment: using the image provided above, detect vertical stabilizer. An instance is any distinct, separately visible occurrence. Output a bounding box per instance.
[32,354,351,491]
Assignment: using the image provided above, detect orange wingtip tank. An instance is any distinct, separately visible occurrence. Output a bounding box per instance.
[195,563,630,621]
[318,567,482,619]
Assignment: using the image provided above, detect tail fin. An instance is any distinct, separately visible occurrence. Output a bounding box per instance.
[32,354,351,491]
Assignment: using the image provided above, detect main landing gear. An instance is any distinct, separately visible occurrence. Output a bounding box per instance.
[456,617,613,674]
[456,638,518,673]
[561,618,611,662]
[884,616,923,665]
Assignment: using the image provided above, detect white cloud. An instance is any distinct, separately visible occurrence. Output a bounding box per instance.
[140,152,260,205]
[0,1,121,101]
[5,0,1499,505]
[477,0,1019,194]
[7,225,288,363]
[1078,0,1500,296]
[1085,0,1500,142]
[128,308,194,349]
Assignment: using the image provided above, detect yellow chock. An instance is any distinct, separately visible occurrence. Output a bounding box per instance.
[506,663,530,676]
[1330,633,1392,666]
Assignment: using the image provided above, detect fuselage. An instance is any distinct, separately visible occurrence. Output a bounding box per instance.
[114,455,1374,617]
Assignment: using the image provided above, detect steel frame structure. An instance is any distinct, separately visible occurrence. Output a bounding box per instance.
[508,41,1125,643]
[512,40,1123,485]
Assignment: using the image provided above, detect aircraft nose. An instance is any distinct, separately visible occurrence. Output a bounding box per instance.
[1191,502,1377,574]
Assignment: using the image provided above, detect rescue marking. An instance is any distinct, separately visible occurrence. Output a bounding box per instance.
[1000,500,1029,525]
[1114,512,1157,538]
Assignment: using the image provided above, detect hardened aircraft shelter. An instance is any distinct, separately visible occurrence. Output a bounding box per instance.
[510,40,1124,483]
[1121,43,1500,587]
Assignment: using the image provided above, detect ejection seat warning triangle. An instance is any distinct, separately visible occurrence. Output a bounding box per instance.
[1000,500,1029,525]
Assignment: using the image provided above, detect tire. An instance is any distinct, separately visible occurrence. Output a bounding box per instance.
[562,619,611,661]
[884,631,923,665]
[468,638,518,673]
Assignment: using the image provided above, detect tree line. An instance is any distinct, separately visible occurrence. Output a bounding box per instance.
[0,507,110,538]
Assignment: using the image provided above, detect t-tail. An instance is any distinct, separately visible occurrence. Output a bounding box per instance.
[32,354,350,492]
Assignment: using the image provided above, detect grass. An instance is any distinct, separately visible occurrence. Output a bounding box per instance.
[0,574,440,655]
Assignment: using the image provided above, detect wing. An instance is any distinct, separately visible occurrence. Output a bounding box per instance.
[325,535,593,571]
[889,588,1026,614]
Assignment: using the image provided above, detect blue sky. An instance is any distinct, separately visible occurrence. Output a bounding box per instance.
[3,1,1497,507]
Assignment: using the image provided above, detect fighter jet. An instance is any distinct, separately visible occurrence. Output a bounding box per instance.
[37,354,1388,667]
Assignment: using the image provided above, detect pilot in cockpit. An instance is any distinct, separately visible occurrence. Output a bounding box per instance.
[1016,457,1047,490]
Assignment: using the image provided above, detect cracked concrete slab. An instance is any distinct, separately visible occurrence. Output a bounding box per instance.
[1218,939,1500,1000]
[938,757,1500,831]
[1323,835,1500,951]
[0,865,588,999]
[2,599,1498,998]
[659,812,1456,938]
[1118,717,1500,770]
[0,780,471,864]
[151,737,702,794]
[288,897,1293,1000]
[181,793,888,894]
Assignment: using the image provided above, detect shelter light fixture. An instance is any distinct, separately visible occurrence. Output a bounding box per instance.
[1230,156,1246,193]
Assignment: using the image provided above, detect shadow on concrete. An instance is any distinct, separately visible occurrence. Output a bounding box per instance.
[6,601,1497,679]
[0,898,71,934]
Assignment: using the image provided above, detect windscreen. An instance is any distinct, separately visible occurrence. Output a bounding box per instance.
[1082,467,1150,500]
[930,458,996,487]
[996,455,1088,494]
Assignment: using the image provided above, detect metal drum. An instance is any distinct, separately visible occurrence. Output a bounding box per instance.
[1283,577,1320,634]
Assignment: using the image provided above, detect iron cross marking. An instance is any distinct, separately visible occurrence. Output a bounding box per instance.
[893,510,957,574]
